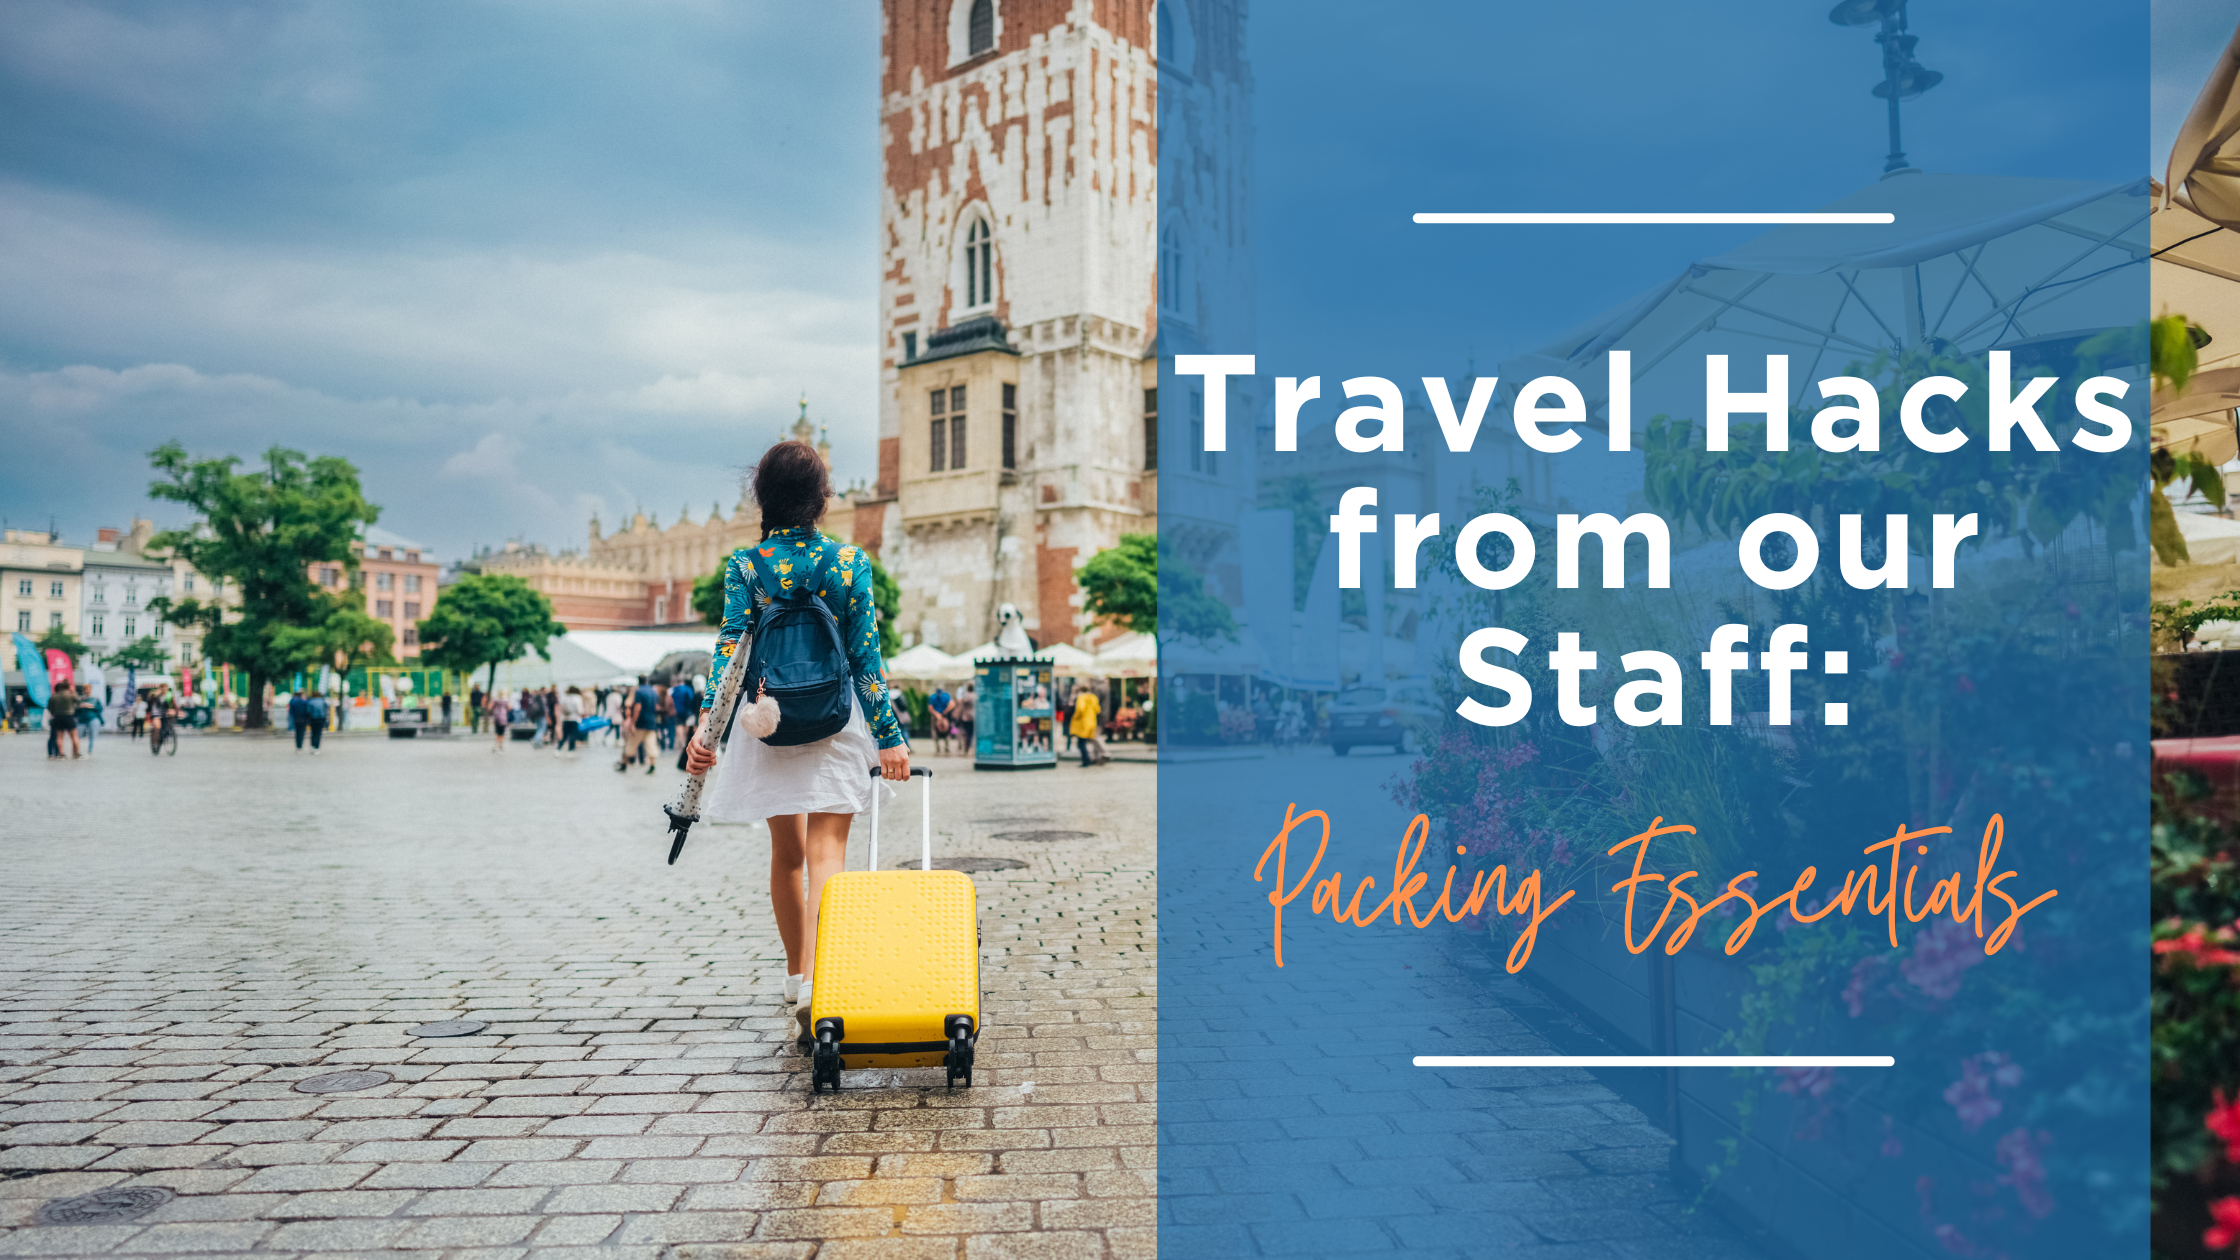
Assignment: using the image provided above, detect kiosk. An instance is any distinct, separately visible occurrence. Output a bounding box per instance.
[973,654,1056,770]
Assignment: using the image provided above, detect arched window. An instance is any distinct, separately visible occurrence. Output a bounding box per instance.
[968,0,994,56]
[964,216,994,309]
[1158,223,1184,314]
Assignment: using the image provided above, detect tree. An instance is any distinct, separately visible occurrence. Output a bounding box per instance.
[415,573,565,693]
[31,625,89,662]
[144,443,377,728]
[1079,532,1236,642]
[274,591,395,727]
[691,570,724,626]
[689,538,901,655]
[865,548,901,658]
[101,636,170,673]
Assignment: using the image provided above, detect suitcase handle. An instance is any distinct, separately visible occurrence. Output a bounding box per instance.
[866,766,934,871]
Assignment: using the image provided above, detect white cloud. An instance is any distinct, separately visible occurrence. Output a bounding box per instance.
[0,359,866,563]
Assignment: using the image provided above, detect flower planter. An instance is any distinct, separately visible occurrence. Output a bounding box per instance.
[1504,893,2016,1260]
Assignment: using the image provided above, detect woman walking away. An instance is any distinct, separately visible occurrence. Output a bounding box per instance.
[558,686,584,756]
[487,689,509,751]
[685,439,910,1039]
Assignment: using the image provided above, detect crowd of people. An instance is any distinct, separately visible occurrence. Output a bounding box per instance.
[458,674,702,771]
[7,680,182,758]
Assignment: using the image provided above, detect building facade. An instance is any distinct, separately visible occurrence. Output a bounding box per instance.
[315,527,441,658]
[492,404,859,631]
[862,0,1158,653]
[80,530,175,667]
[1,530,82,643]
[470,542,654,632]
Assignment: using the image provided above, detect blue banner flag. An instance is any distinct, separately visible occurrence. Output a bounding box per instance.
[12,632,50,708]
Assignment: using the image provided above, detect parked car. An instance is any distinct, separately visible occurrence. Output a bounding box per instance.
[1326,680,1440,755]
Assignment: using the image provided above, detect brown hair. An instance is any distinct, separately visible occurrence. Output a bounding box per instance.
[752,440,830,538]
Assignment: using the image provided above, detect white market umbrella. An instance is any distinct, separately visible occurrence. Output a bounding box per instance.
[2167,510,2240,567]
[1093,631,1158,678]
[1506,172,2149,438]
[1041,642,1101,677]
[886,643,973,682]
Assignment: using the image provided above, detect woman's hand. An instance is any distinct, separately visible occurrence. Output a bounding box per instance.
[685,739,719,775]
[879,744,910,782]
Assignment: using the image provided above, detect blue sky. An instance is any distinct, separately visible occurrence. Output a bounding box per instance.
[0,0,879,561]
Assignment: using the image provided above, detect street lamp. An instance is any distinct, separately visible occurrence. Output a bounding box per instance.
[1829,0,1944,175]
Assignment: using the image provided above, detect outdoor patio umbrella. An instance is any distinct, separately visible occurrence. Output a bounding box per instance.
[1092,631,1158,678]
[1503,171,2149,437]
[1040,642,1101,677]
[885,642,974,682]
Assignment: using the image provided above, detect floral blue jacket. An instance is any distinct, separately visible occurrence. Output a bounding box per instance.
[711,526,905,750]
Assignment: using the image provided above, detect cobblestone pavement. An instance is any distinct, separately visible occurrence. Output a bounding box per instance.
[0,730,1153,1259]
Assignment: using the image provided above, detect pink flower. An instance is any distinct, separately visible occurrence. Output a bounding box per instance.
[1774,1065,1835,1100]
[1903,919,1987,1001]
[1943,1056,2001,1133]
[2208,1090,2240,1164]
[1995,1127,2055,1220]
[2209,1196,2240,1252]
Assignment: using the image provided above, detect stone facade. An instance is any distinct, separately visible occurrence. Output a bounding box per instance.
[472,544,655,633]
[495,405,858,632]
[869,0,1158,652]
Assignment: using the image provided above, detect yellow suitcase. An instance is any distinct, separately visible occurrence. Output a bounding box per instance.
[807,767,980,1092]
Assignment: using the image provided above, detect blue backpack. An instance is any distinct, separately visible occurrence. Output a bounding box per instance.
[739,546,853,746]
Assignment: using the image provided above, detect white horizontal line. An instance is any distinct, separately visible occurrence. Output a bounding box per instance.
[1412,212,1895,225]
[1414,1055,1895,1068]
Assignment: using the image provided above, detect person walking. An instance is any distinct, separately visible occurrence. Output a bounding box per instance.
[684,439,910,1035]
[288,689,310,752]
[1070,684,1103,767]
[928,683,953,757]
[440,689,454,731]
[670,675,701,771]
[486,689,509,751]
[656,679,677,752]
[954,682,975,758]
[77,684,101,755]
[304,690,328,753]
[558,685,584,755]
[618,674,660,773]
[469,683,485,734]
[48,683,81,759]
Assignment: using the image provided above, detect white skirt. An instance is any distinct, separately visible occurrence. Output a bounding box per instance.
[704,692,891,822]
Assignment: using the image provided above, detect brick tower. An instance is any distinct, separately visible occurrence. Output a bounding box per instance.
[862,0,1158,653]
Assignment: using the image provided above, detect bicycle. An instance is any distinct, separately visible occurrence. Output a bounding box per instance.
[150,716,177,757]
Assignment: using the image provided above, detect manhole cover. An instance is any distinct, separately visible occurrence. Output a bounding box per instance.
[895,856,1028,872]
[293,1069,392,1094]
[975,816,1055,825]
[35,1187,174,1225]
[990,830,1094,843]
[408,1019,487,1038]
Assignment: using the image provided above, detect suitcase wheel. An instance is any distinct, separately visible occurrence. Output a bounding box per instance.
[812,1018,845,1094]
[944,1014,977,1090]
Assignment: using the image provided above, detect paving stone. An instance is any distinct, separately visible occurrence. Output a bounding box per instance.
[0,740,1155,1259]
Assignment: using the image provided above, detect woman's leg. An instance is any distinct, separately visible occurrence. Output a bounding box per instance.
[767,814,809,974]
[797,812,853,980]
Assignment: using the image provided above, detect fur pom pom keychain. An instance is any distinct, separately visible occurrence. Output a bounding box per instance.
[739,681,782,740]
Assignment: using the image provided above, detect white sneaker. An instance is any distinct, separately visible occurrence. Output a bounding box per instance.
[784,974,801,1005]
[795,980,813,1039]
